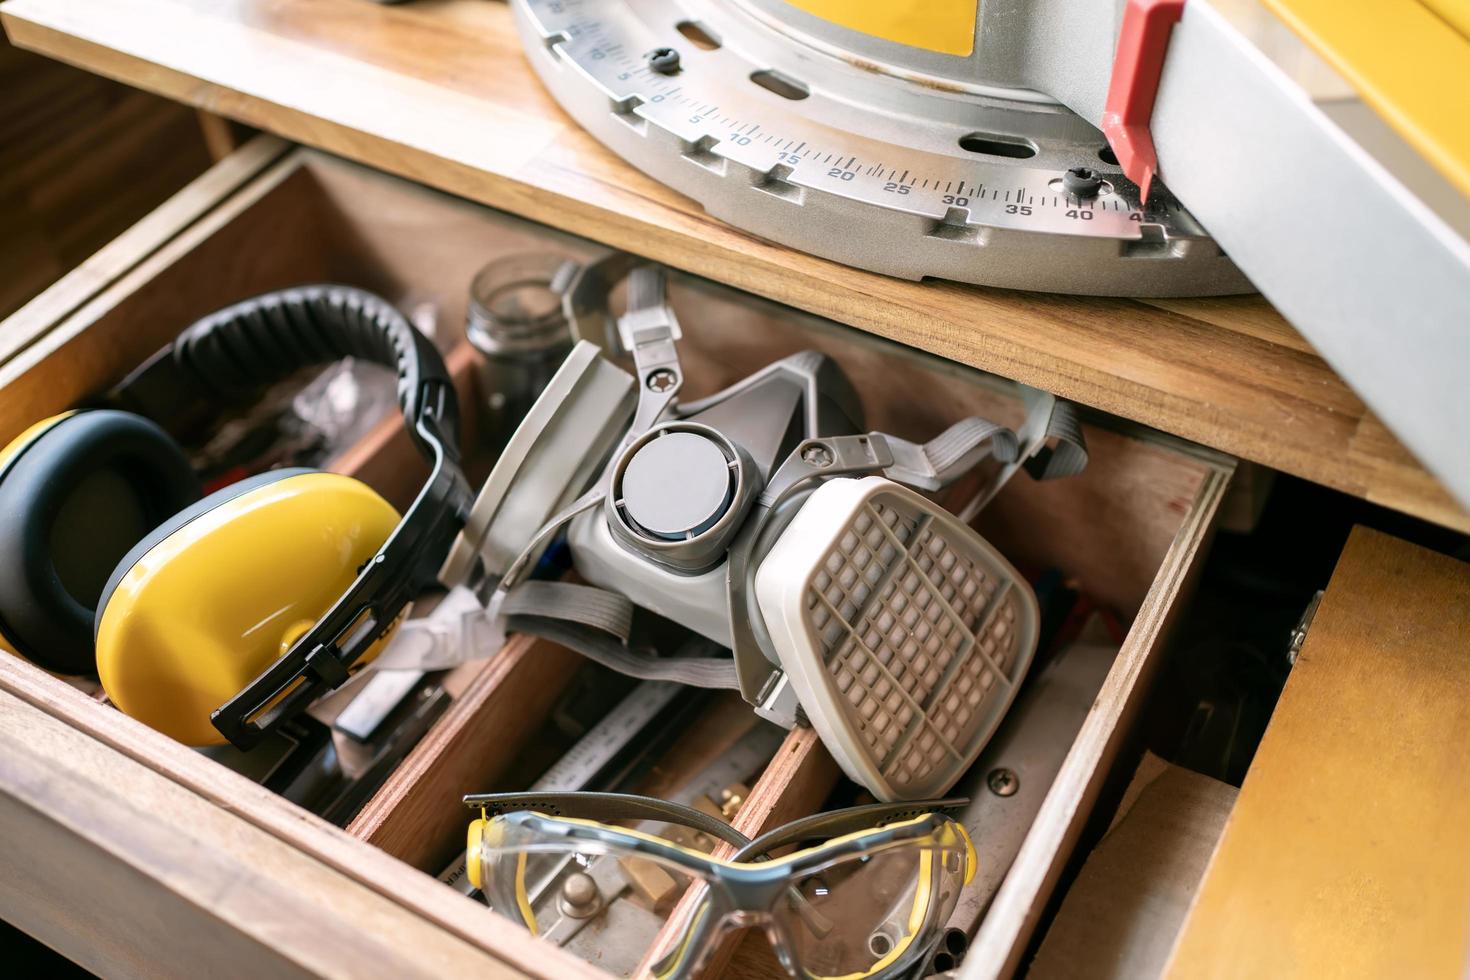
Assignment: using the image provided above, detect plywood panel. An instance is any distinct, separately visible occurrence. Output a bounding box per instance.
[1164,527,1470,979]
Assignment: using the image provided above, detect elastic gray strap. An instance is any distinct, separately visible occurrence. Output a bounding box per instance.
[374,581,738,684]
[926,417,1020,471]
[508,615,741,689]
[882,417,1019,492]
[954,388,1089,522]
[463,791,752,848]
[627,264,667,314]
[501,580,634,644]
[734,798,968,861]
[561,250,642,349]
[1023,398,1088,481]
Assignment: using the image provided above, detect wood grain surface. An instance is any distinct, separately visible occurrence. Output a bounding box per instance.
[1030,755,1238,980]
[0,31,213,320]
[1164,527,1470,979]
[966,463,1232,979]
[0,134,289,369]
[2,0,1464,532]
[347,635,584,872]
[0,139,1236,977]
[0,654,611,980]
[0,684,527,980]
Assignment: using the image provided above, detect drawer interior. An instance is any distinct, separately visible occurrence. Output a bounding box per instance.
[0,147,1225,977]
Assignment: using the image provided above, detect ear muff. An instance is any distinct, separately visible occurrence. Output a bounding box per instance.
[94,468,401,745]
[0,410,201,674]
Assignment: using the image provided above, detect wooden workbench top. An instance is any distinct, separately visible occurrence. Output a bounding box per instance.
[2,0,1465,532]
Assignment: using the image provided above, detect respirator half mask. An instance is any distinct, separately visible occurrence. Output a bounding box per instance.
[435,262,1086,801]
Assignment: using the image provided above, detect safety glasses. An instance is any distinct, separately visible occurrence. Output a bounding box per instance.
[462,791,975,979]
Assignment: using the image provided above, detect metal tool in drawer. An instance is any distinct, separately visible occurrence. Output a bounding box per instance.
[0,286,471,749]
[494,722,785,974]
[436,261,1087,801]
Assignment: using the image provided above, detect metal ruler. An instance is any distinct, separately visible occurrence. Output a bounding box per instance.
[531,680,686,792]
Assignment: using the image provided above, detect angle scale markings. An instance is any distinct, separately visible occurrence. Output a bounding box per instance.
[521,0,1246,293]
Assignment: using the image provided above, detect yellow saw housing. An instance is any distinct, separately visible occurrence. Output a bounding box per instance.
[781,0,978,56]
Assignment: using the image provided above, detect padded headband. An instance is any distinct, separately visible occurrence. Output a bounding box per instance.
[171,284,460,462]
[129,285,472,748]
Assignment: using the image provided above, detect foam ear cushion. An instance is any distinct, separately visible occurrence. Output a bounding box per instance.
[0,410,200,674]
[94,469,400,746]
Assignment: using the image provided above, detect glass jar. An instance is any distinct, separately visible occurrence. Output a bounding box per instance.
[465,252,578,451]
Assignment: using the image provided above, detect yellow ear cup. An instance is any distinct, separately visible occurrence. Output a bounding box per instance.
[0,412,76,472]
[466,818,487,892]
[95,471,401,745]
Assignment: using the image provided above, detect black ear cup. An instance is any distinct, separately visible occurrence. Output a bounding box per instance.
[0,410,201,674]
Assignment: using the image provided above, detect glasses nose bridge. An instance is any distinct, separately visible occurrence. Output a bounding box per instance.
[726,907,776,929]
[758,917,807,980]
[663,905,783,980]
[723,867,804,916]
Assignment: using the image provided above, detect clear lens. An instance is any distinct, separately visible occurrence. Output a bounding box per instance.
[774,840,968,979]
[648,897,729,979]
[472,817,707,943]
[468,815,973,980]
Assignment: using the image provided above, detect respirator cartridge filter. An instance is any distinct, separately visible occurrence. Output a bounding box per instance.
[756,476,1035,800]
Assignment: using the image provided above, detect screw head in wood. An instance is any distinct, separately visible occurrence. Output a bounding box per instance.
[987,767,1019,797]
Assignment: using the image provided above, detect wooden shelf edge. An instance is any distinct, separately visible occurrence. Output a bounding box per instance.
[0,654,607,980]
[2,1,1464,534]
[0,131,291,369]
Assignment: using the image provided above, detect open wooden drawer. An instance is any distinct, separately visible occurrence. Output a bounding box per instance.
[0,135,1231,979]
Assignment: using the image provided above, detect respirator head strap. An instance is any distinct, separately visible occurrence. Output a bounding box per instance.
[881,418,1020,492]
[619,264,685,435]
[493,265,689,596]
[561,250,643,350]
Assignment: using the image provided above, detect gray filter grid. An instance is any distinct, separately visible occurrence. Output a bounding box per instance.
[802,496,1027,797]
